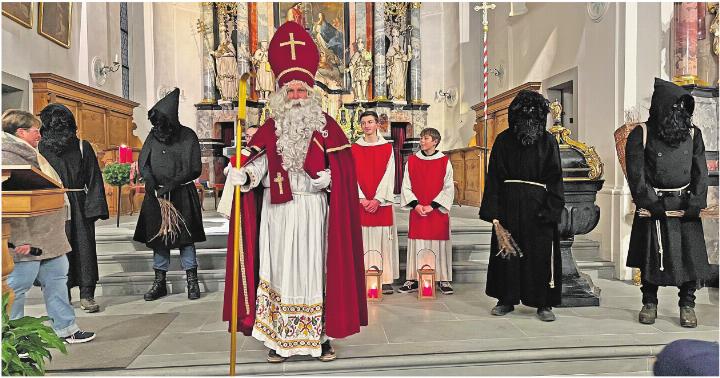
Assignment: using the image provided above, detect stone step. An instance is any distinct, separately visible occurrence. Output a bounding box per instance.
[95,224,494,253]
[95,238,602,277]
[51,344,658,376]
[84,258,614,298]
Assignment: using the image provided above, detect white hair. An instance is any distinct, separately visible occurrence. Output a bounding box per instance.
[268,81,327,172]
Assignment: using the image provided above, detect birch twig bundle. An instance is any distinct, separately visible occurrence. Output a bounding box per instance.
[492,219,523,259]
[148,198,191,245]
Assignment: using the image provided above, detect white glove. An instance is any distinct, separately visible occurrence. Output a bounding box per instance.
[227,167,248,187]
[310,169,331,191]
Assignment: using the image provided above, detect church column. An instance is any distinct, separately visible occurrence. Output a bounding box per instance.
[373,3,388,101]
[409,3,423,104]
[671,2,701,85]
[237,3,251,77]
[200,2,216,104]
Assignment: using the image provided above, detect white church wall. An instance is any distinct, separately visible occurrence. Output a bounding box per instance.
[1,2,83,103]
[1,2,150,132]
[150,2,203,134]
[420,2,461,147]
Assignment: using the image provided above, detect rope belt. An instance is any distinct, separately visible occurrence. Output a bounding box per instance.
[504,179,554,288]
[652,184,690,272]
[157,181,195,201]
[503,179,547,189]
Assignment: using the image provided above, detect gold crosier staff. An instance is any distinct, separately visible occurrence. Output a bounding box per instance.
[230,72,252,376]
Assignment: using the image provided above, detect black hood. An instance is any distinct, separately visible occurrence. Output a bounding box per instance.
[38,103,79,155]
[647,78,695,147]
[148,88,182,143]
[648,78,694,123]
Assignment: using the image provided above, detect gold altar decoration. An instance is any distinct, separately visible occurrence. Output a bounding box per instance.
[548,100,604,181]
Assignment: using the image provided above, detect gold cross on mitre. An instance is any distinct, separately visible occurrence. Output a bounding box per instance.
[280,32,306,60]
[274,172,285,194]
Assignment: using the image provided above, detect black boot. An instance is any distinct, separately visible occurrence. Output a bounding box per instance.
[186,268,200,300]
[144,269,168,301]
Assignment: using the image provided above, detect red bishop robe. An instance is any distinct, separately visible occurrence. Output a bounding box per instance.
[222,113,368,339]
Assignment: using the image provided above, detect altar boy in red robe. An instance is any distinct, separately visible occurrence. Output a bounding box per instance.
[352,111,399,295]
[398,128,455,294]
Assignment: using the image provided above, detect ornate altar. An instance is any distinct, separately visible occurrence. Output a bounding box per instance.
[192,2,429,190]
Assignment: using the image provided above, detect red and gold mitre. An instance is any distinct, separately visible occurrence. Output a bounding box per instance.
[268,21,319,88]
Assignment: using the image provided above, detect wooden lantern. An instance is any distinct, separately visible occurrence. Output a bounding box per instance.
[364,250,383,302]
[416,248,437,300]
[365,265,383,302]
[417,264,436,300]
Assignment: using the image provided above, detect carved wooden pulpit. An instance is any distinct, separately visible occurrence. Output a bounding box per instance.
[1,165,66,310]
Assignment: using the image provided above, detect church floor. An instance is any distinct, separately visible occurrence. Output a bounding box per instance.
[23,279,717,375]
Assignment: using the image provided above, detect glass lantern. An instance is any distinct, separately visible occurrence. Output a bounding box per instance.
[416,249,437,300]
[364,250,383,302]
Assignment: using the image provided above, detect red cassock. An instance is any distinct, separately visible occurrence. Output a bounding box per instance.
[407,154,451,240]
[351,143,394,226]
[222,114,368,338]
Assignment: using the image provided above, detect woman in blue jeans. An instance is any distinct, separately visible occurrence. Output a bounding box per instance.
[3,109,95,344]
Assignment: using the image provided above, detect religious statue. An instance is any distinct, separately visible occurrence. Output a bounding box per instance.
[252,41,275,101]
[347,38,373,101]
[386,27,412,102]
[286,2,305,26]
[549,99,563,125]
[211,23,239,101]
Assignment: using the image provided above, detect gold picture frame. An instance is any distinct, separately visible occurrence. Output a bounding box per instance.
[38,2,72,48]
[2,2,34,29]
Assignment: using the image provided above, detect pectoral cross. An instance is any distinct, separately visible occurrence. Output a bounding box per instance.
[274,172,285,194]
[280,33,305,60]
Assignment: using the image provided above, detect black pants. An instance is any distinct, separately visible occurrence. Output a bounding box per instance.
[68,285,96,300]
[641,279,696,307]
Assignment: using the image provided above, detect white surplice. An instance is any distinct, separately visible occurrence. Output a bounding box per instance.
[237,154,329,358]
[400,150,455,281]
[355,137,400,285]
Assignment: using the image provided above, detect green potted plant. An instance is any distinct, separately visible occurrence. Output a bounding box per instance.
[102,162,131,227]
[1,293,67,376]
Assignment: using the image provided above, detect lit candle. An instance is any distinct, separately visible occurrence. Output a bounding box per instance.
[368,284,378,299]
[118,145,132,163]
[422,280,433,297]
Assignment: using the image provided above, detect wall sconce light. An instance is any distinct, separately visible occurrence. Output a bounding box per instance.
[490,65,504,79]
[92,54,121,86]
[434,88,458,107]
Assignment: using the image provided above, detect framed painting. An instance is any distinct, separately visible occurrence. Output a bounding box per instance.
[38,2,72,48]
[2,2,33,29]
[275,2,350,91]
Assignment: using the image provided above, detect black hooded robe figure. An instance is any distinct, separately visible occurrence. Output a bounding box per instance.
[133,88,206,301]
[479,90,565,322]
[626,78,714,328]
[38,104,109,313]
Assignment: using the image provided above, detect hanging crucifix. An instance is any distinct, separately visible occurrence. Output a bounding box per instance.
[473,2,495,177]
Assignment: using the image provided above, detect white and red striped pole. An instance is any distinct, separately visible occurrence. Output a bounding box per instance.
[474,2,495,176]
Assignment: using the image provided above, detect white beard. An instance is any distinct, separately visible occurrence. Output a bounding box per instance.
[272,97,327,172]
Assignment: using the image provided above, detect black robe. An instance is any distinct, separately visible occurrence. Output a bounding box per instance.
[40,139,109,289]
[480,130,565,307]
[133,126,206,249]
[626,79,714,286]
